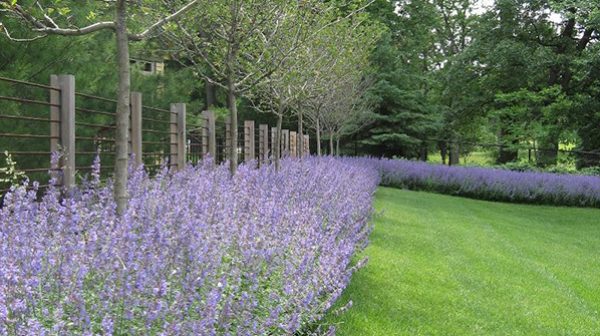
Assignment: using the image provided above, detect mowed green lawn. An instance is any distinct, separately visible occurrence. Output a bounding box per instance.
[326,187,600,335]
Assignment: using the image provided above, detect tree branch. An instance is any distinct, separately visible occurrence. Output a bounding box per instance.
[1,24,47,42]
[129,0,199,41]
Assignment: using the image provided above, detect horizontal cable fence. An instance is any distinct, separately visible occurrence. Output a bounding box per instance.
[1,74,312,196]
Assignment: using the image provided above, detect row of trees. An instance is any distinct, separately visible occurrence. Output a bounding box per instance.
[0,0,380,211]
[5,0,597,209]
[357,0,600,168]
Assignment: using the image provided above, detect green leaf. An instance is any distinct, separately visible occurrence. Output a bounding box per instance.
[57,7,71,16]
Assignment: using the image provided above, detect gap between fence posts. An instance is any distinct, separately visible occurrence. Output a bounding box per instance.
[130,92,142,166]
[225,116,232,162]
[49,75,60,181]
[201,110,216,161]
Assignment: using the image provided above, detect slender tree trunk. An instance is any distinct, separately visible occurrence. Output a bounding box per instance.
[438,140,447,165]
[336,137,340,156]
[227,80,238,174]
[298,110,303,158]
[449,142,460,166]
[204,79,217,110]
[419,141,428,161]
[316,118,321,156]
[329,131,334,156]
[537,130,559,167]
[114,0,131,215]
[274,112,283,171]
[497,126,519,164]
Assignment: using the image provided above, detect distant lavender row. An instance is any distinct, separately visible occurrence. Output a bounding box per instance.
[357,158,600,207]
[0,157,378,335]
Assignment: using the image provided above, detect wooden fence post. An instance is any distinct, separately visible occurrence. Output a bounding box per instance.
[58,74,75,189]
[244,120,255,162]
[271,127,278,160]
[304,134,310,156]
[290,131,297,158]
[259,124,269,165]
[282,129,289,157]
[130,92,142,166]
[169,103,186,170]
[170,106,177,169]
[201,110,216,160]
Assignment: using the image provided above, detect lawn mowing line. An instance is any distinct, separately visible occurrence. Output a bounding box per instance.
[465,206,600,328]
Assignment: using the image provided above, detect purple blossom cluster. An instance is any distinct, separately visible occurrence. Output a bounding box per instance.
[363,158,600,207]
[0,157,378,335]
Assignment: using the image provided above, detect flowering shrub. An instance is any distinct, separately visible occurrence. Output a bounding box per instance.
[366,158,600,207]
[0,157,378,335]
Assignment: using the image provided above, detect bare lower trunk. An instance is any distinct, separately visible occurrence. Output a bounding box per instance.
[336,137,340,156]
[329,131,334,156]
[274,113,283,171]
[115,0,131,215]
[449,142,460,166]
[537,130,559,167]
[298,110,303,158]
[438,141,447,165]
[204,79,216,109]
[227,81,238,175]
[316,118,321,156]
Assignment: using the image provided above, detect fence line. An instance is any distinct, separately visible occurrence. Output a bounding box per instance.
[1,74,311,193]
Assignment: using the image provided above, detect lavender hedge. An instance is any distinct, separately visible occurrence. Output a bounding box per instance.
[366,158,600,207]
[0,157,378,335]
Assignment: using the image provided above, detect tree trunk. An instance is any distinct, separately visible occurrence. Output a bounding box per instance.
[329,131,334,156]
[438,141,447,165]
[496,127,519,164]
[204,79,217,110]
[274,112,283,171]
[316,117,321,156]
[297,110,303,158]
[227,80,238,175]
[419,141,428,161]
[449,142,460,166]
[336,137,340,156]
[114,0,131,215]
[537,130,559,167]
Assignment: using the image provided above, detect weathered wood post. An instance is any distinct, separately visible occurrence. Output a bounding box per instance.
[271,127,278,160]
[55,74,75,189]
[201,110,216,160]
[130,92,143,166]
[170,103,186,170]
[304,134,310,157]
[290,131,297,158]
[244,120,255,163]
[259,124,269,165]
[282,129,289,158]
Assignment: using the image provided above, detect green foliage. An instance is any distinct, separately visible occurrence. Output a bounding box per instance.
[0,151,27,189]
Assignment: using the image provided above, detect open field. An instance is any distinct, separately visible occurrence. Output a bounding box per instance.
[327,187,600,335]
